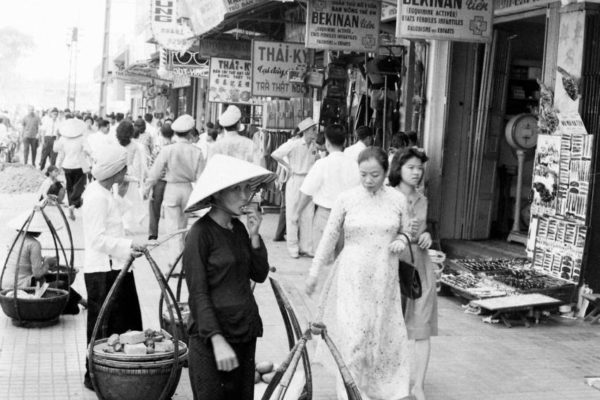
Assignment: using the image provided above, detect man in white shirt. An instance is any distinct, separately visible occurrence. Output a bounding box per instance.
[271,118,319,258]
[39,107,60,170]
[81,143,148,391]
[208,106,254,163]
[344,125,373,162]
[85,119,114,165]
[144,113,158,142]
[294,124,360,255]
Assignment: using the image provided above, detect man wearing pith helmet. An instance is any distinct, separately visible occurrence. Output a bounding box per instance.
[144,114,205,272]
[208,105,255,163]
[270,117,320,258]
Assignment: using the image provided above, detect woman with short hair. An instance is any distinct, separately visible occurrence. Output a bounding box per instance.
[389,147,437,400]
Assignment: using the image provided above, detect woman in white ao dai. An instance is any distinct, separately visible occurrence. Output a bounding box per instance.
[306,147,410,400]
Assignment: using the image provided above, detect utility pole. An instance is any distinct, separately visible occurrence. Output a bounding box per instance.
[99,0,111,117]
[66,27,79,110]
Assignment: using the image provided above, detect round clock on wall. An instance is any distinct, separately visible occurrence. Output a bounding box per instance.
[505,113,539,150]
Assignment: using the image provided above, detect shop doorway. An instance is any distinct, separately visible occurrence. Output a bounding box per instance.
[440,14,547,242]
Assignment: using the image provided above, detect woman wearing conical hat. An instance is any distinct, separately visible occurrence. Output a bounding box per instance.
[182,155,275,400]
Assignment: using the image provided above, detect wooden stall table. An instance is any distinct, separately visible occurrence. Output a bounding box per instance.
[471,294,562,328]
[583,293,600,324]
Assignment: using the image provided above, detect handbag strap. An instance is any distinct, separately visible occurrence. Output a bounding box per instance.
[399,232,415,264]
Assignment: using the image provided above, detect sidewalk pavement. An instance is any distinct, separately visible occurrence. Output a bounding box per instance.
[1,192,600,400]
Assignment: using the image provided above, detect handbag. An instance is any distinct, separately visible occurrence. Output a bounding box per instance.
[398,233,422,300]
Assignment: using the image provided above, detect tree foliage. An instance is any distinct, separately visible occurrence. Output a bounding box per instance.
[0,27,34,70]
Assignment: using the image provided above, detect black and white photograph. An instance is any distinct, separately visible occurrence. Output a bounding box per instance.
[1,1,600,400]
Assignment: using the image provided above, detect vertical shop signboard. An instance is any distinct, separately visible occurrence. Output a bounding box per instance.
[208,57,253,104]
[305,0,381,52]
[252,41,308,99]
[151,0,196,52]
[396,0,493,43]
[183,0,227,36]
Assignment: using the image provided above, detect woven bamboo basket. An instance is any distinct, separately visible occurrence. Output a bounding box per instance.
[0,201,75,325]
[88,250,187,400]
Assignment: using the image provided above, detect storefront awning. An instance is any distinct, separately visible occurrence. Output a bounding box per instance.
[182,0,296,38]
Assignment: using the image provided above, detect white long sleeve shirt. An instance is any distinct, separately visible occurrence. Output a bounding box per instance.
[300,152,360,209]
[82,181,132,273]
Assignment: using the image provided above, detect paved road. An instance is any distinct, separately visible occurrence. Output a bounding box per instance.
[0,192,599,400]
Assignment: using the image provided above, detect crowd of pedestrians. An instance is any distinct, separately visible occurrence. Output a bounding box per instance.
[3,102,440,400]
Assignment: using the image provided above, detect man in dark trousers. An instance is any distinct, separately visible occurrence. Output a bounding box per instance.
[21,105,41,166]
[39,107,60,170]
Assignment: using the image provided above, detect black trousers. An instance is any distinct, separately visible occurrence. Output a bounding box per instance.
[188,335,256,400]
[274,183,286,241]
[22,137,38,166]
[148,180,167,238]
[84,270,142,376]
[64,168,86,208]
[39,136,57,170]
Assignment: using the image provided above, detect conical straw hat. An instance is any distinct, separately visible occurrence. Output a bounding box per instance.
[185,155,276,213]
[59,118,86,138]
[8,209,63,233]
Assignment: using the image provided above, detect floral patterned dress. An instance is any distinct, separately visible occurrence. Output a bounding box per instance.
[310,185,410,400]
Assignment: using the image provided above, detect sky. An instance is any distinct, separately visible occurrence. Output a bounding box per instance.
[0,0,137,111]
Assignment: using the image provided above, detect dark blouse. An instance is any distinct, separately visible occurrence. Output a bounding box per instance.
[183,215,270,344]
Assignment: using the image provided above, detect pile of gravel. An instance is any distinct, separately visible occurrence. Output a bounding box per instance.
[0,164,45,194]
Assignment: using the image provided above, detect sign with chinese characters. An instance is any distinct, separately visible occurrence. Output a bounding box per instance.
[208,57,253,104]
[305,0,381,52]
[151,0,196,52]
[396,0,493,43]
[252,41,308,98]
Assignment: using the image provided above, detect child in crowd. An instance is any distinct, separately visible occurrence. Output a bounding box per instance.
[37,165,66,204]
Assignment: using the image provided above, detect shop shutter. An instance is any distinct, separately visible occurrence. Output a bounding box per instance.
[467,29,512,239]
[581,12,600,292]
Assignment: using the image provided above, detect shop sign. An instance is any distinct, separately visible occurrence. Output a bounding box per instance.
[151,0,196,52]
[171,66,208,77]
[208,57,253,104]
[396,0,493,43]
[558,113,588,135]
[172,74,192,89]
[381,3,398,22]
[113,70,171,85]
[199,38,251,59]
[184,0,227,36]
[223,0,267,13]
[305,0,381,52]
[252,41,308,99]
[493,0,554,16]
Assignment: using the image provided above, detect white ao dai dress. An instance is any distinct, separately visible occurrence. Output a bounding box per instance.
[310,185,410,400]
